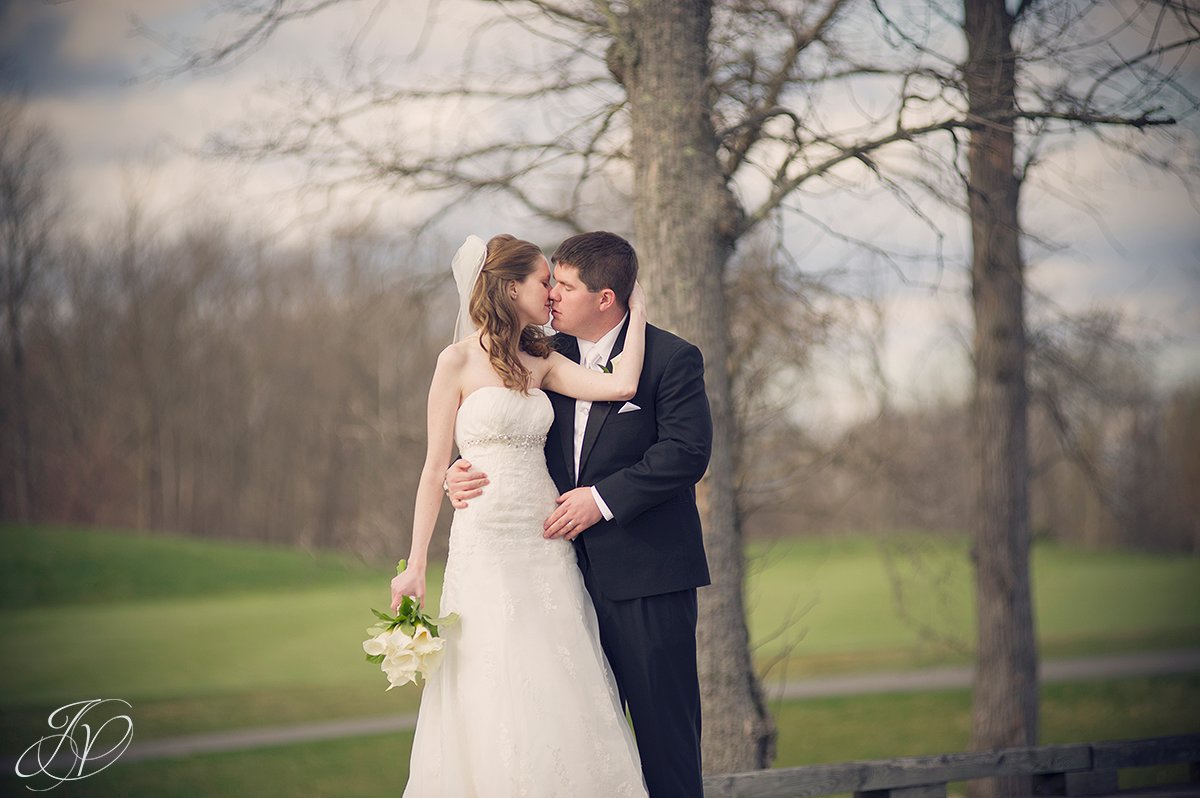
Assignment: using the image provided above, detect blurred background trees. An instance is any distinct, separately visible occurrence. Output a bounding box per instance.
[0,100,60,522]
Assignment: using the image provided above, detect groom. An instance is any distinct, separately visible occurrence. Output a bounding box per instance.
[447,231,712,797]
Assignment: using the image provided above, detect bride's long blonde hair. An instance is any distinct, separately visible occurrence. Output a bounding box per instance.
[469,234,552,392]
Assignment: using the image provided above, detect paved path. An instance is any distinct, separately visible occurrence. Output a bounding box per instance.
[773,647,1200,700]
[10,648,1199,769]
[121,714,420,764]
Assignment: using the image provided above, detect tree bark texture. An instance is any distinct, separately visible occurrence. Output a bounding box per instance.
[963,2,1039,797]
[620,0,776,774]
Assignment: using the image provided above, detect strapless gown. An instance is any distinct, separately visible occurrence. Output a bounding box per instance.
[402,386,648,797]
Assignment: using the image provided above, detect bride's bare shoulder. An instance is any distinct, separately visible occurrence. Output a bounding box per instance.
[438,336,481,369]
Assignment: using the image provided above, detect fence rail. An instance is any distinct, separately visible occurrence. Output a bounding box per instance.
[702,734,1200,798]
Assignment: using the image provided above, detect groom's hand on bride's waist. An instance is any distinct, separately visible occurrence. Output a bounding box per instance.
[445,460,489,509]
[544,488,602,541]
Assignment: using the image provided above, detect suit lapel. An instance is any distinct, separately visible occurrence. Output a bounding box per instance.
[552,333,581,485]
[605,316,630,365]
[577,317,631,482]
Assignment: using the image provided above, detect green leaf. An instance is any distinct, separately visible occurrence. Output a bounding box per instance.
[370,608,395,622]
[365,653,385,664]
[433,612,460,630]
[396,558,407,575]
[400,622,415,636]
[365,622,390,637]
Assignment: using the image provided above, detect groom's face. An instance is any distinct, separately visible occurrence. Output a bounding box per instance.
[548,263,604,337]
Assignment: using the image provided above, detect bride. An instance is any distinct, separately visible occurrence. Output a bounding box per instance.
[389,233,650,797]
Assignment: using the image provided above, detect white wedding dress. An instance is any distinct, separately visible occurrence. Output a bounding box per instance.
[403,386,648,798]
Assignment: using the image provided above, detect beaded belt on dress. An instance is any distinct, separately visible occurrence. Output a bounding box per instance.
[459,433,546,449]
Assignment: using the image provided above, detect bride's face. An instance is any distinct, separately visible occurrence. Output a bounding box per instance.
[512,256,552,327]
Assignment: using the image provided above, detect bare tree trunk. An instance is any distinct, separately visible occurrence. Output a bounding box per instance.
[963,2,1039,796]
[622,0,775,774]
[120,219,166,532]
[4,307,34,518]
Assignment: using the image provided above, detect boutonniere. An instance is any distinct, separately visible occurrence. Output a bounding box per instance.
[601,353,623,373]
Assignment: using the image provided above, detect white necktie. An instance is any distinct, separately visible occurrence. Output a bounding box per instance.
[574,346,604,479]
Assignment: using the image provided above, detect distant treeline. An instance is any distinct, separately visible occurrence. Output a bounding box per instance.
[0,207,457,561]
[2,209,1195,558]
[1,104,1195,557]
[747,390,1200,552]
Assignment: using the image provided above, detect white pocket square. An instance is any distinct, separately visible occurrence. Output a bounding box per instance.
[618,401,641,414]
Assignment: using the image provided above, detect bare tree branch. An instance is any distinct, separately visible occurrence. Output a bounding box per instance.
[132,0,367,77]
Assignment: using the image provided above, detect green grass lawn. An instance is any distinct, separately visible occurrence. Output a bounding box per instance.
[0,523,380,609]
[1,523,1198,760]
[4,675,1196,797]
[746,535,1200,678]
[770,673,1200,765]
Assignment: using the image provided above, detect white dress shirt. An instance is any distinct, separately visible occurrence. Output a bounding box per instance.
[574,313,627,522]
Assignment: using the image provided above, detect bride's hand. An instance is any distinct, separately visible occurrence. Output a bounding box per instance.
[629,281,646,314]
[390,568,426,611]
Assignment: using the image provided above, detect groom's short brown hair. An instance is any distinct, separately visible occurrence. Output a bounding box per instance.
[551,231,638,308]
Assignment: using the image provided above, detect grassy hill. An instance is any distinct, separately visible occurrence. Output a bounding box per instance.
[746,535,1200,676]
[1,523,1197,745]
[0,523,380,609]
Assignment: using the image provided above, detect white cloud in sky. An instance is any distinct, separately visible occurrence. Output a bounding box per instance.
[5,0,1198,430]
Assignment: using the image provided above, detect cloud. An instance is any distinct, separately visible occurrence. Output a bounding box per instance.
[1,1,140,97]
[5,0,1197,423]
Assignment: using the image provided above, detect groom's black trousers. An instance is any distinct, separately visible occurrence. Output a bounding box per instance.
[575,542,704,798]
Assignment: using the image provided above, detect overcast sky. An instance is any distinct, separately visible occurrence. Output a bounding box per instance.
[3,0,1197,430]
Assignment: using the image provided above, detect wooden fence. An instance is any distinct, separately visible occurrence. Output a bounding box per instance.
[702,734,1200,798]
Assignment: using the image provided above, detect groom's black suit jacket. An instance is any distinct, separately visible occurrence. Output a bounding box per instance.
[544,319,712,602]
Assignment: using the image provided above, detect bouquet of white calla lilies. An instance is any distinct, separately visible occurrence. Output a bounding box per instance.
[363,560,459,690]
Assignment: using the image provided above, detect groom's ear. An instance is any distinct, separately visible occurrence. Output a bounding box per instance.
[597,287,617,311]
